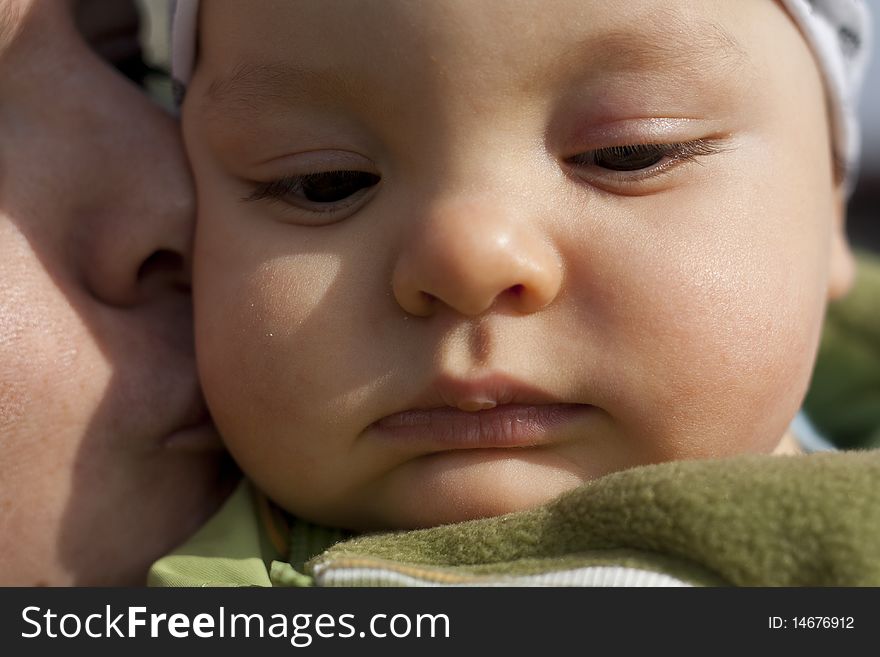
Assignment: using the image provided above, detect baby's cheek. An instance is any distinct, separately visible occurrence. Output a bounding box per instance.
[194,252,344,449]
[586,189,829,459]
[646,236,826,455]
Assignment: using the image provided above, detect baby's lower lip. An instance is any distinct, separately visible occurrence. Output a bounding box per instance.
[370,404,592,449]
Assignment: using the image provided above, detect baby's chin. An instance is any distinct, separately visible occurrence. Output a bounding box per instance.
[339,449,590,531]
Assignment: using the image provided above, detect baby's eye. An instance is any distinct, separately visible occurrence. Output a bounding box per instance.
[247,170,381,210]
[299,171,381,203]
[570,143,696,172]
[585,144,669,171]
[566,139,727,190]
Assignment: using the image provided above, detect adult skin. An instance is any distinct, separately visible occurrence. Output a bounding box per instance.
[0,0,234,585]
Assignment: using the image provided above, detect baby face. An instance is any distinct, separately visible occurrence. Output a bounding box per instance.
[185,0,852,530]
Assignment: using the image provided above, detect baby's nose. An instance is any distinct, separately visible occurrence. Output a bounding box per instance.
[391,199,563,317]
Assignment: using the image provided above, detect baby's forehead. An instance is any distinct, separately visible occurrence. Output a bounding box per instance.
[194,3,771,108]
[173,0,870,183]
[201,11,751,108]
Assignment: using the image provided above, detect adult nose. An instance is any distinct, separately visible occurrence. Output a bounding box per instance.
[392,198,563,317]
[80,88,195,307]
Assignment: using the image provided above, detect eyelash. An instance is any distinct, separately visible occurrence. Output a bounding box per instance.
[567,139,727,183]
[242,138,726,215]
[244,171,381,212]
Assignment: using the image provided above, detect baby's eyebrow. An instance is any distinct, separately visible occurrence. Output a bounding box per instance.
[200,61,362,121]
[197,14,750,122]
[579,18,750,78]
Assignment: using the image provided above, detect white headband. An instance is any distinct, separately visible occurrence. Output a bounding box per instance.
[171,0,872,186]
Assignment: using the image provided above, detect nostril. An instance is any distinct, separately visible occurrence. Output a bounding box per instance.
[507,284,525,297]
[137,250,188,292]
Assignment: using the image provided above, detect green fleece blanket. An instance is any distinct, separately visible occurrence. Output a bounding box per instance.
[150,253,880,588]
[151,450,880,587]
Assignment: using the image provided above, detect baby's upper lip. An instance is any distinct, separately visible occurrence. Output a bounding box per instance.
[406,372,565,412]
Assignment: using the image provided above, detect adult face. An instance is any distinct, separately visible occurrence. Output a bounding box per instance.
[0,0,234,585]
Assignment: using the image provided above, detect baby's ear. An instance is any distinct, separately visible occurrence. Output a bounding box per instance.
[827,183,855,301]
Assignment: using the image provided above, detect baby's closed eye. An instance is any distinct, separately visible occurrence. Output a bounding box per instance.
[245,170,381,209]
[566,138,728,185]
